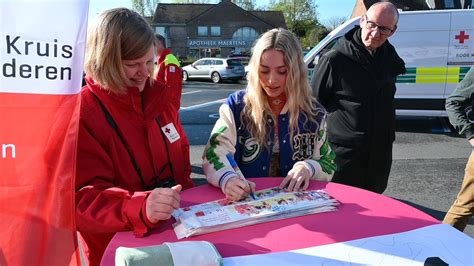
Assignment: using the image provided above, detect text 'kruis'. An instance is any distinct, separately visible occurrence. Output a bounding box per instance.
[1,35,74,80]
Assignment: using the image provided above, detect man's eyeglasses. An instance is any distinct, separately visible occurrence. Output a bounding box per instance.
[364,15,395,36]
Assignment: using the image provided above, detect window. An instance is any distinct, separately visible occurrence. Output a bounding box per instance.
[155,26,168,46]
[214,59,224,65]
[198,26,208,36]
[155,26,166,36]
[443,0,455,8]
[227,59,243,66]
[194,60,206,66]
[232,27,259,40]
[211,26,221,36]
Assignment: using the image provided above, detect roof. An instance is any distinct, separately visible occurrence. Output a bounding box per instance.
[152,3,214,24]
[250,11,286,28]
[152,2,286,28]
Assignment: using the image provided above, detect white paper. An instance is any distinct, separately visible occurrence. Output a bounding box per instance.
[223,223,474,265]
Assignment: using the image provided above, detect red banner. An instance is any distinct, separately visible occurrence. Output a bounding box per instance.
[0,0,88,264]
[0,93,81,265]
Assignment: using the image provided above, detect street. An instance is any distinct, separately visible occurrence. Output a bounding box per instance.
[180,80,473,237]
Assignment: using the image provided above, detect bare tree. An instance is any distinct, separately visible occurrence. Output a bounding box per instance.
[322,16,349,31]
[173,0,212,3]
[131,0,159,16]
[232,0,257,10]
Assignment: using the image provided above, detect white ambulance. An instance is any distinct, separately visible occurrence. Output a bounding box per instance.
[305,9,474,117]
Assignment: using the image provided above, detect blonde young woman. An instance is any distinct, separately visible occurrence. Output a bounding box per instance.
[203,28,336,201]
[76,8,193,265]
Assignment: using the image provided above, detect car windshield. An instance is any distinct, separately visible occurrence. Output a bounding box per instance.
[227,59,243,66]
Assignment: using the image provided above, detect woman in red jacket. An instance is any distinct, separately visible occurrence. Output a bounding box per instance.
[76,8,193,265]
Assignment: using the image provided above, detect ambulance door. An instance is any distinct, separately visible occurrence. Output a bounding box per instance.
[446,10,474,98]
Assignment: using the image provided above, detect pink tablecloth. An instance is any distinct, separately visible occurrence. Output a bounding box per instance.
[101,178,439,265]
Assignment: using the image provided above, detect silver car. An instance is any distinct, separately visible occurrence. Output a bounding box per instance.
[182,58,245,83]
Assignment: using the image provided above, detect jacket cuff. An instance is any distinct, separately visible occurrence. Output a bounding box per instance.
[140,194,158,230]
[465,127,474,141]
[294,160,321,179]
[219,172,240,193]
[127,191,151,237]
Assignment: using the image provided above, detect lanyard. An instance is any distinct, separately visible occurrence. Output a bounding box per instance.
[91,92,176,189]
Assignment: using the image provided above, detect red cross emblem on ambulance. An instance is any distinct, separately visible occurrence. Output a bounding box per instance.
[455,31,469,44]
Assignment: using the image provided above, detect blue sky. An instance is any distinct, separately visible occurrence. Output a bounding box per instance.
[88,0,355,23]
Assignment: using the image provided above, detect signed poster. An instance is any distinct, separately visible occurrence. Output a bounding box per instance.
[173,187,339,239]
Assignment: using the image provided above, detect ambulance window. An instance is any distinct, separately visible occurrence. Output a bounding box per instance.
[308,38,340,68]
[321,38,338,56]
[443,0,454,8]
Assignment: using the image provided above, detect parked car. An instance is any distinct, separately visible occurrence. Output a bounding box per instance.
[182,57,245,83]
[229,56,250,77]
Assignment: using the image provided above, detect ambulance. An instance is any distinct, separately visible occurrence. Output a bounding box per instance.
[305,9,474,117]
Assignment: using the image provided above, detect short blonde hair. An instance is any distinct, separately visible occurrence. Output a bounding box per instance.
[84,8,155,93]
[245,28,321,147]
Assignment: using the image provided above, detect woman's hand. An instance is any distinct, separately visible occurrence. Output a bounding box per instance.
[279,163,312,191]
[145,184,182,224]
[224,176,256,201]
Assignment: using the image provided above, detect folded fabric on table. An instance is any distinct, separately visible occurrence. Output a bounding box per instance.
[115,241,222,266]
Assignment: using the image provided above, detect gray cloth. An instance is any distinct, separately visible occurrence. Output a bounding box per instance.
[115,241,222,266]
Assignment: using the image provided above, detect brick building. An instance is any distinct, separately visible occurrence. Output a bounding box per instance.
[151,0,286,59]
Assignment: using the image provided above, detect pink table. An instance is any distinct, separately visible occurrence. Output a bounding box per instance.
[101,178,439,265]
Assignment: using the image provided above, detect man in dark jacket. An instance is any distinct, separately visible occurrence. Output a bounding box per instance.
[443,68,474,231]
[311,2,406,193]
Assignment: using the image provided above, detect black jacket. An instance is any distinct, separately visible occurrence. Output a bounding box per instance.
[311,26,406,193]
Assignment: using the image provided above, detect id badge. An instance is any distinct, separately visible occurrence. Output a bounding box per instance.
[161,122,180,143]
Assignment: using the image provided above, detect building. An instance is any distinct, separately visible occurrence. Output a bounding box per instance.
[352,0,473,17]
[151,0,286,59]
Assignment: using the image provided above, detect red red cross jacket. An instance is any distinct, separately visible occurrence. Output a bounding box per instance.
[155,47,182,88]
[76,76,193,265]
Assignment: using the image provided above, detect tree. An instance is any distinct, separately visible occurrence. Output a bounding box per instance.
[175,0,210,3]
[232,0,257,10]
[323,16,349,31]
[268,0,328,48]
[269,0,317,36]
[133,0,214,16]
[302,24,330,49]
[132,0,159,17]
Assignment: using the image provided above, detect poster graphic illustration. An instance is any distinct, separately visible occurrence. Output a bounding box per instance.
[173,187,339,239]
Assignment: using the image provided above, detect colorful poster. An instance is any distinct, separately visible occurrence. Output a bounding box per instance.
[0,0,88,265]
[173,187,339,239]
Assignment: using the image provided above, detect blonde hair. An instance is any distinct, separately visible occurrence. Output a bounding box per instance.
[84,8,155,93]
[244,28,322,148]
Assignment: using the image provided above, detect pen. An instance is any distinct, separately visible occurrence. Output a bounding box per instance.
[226,153,256,200]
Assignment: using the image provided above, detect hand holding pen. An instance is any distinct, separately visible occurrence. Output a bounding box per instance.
[223,178,256,201]
[224,153,257,201]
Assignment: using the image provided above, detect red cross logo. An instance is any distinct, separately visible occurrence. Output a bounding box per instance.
[455,31,469,44]
[165,127,170,134]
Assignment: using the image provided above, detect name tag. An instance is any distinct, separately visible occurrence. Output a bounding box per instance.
[169,66,176,73]
[161,122,180,143]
